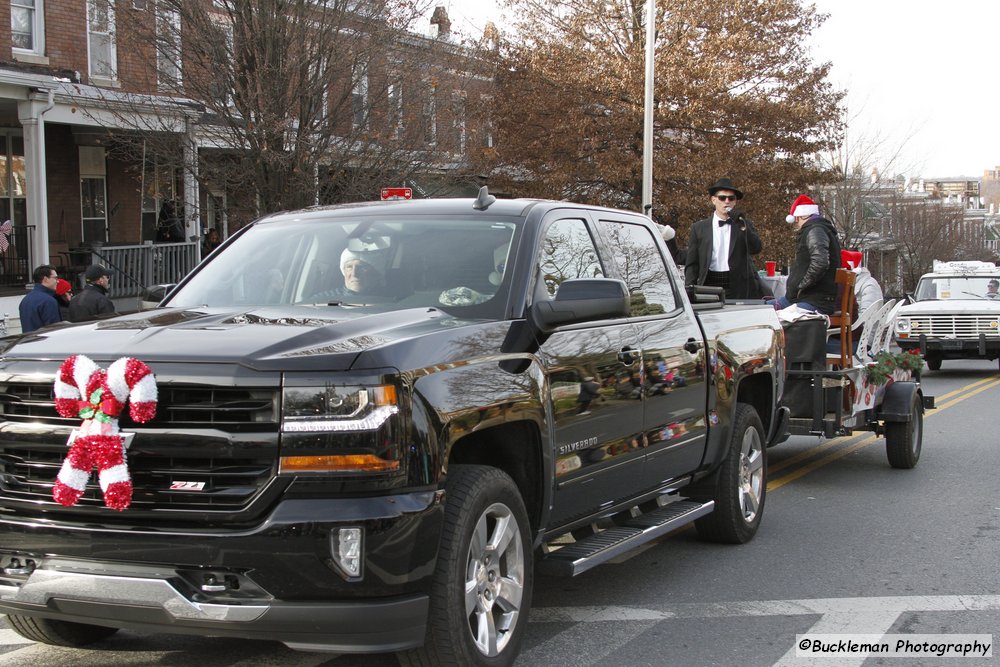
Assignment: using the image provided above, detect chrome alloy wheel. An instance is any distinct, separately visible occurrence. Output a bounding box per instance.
[739,426,764,523]
[464,501,525,657]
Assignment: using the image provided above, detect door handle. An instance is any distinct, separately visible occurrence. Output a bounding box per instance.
[618,346,641,365]
[683,338,701,354]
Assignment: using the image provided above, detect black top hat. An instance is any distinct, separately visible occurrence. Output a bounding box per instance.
[707,178,744,199]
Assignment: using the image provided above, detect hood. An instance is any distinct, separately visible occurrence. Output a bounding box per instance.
[1,306,467,372]
[898,300,1000,316]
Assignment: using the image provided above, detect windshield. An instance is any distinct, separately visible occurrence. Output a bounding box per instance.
[166,215,520,318]
[914,276,1000,301]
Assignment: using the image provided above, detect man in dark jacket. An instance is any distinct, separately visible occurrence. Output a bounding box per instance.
[69,265,116,322]
[18,264,61,333]
[774,195,841,314]
[681,178,763,300]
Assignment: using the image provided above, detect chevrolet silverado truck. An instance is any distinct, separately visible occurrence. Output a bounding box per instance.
[0,189,788,666]
[895,260,1000,370]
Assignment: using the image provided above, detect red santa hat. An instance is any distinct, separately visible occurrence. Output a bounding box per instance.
[785,194,819,223]
[841,249,863,270]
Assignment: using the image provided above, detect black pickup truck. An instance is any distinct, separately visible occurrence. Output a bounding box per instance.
[0,190,788,666]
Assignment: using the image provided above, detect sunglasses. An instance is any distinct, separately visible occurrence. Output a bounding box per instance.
[715,195,738,202]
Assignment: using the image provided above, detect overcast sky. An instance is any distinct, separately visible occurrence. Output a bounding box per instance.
[424,0,1000,179]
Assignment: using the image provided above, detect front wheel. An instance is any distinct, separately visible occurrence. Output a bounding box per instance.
[7,615,118,647]
[399,465,532,667]
[885,393,923,469]
[695,403,766,544]
[925,355,941,371]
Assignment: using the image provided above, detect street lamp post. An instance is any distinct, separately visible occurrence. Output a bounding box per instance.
[641,0,655,219]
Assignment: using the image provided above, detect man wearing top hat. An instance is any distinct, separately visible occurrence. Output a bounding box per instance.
[681,177,763,300]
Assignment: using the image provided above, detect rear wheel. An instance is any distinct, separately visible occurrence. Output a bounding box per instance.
[399,465,532,667]
[885,393,922,469]
[6,615,118,647]
[925,355,941,371]
[695,403,766,544]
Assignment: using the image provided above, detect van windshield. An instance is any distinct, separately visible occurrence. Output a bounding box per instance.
[166,215,521,318]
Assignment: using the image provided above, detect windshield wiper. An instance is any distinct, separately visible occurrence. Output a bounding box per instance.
[960,291,986,299]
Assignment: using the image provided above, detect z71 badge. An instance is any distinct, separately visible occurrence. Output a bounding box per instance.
[169,481,206,491]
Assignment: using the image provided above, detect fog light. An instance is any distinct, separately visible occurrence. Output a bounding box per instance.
[331,527,363,579]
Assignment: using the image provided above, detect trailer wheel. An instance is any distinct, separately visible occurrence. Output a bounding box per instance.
[695,403,766,544]
[885,393,922,469]
[925,356,941,371]
[399,465,532,667]
[6,614,118,647]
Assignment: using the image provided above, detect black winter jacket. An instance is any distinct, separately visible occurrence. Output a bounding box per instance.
[786,215,841,314]
[68,284,116,322]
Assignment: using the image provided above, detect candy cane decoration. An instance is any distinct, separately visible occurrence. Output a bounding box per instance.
[52,355,157,511]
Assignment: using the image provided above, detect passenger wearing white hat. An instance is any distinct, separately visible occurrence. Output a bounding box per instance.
[337,247,389,297]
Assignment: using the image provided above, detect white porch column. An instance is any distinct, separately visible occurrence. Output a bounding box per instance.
[183,119,200,250]
[17,91,54,266]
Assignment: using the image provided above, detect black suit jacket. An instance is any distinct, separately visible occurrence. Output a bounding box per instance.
[683,216,763,298]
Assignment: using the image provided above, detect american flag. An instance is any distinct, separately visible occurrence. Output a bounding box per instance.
[0,220,10,254]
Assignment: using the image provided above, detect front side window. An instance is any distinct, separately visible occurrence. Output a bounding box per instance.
[87,0,117,79]
[535,218,604,300]
[602,220,677,315]
[11,0,43,54]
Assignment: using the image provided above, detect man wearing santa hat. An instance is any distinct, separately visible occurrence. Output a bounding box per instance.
[772,194,842,313]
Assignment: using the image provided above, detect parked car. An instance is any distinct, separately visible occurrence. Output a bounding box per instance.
[0,190,787,666]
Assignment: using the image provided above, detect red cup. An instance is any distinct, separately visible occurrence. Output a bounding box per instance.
[765,261,776,277]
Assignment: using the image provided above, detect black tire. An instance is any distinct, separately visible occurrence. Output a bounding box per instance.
[6,614,118,647]
[694,403,766,544]
[398,465,532,667]
[885,393,922,469]
[925,356,941,371]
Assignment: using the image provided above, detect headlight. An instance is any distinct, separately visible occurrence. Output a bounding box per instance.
[280,384,403,474]
[895,317,910,334]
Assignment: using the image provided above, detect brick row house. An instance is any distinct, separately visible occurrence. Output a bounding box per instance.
[0,1,493,329]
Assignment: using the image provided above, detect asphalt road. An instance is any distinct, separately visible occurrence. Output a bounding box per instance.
[2,359,999,666]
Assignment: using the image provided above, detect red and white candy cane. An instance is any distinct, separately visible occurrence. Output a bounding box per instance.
[52,355,157,511]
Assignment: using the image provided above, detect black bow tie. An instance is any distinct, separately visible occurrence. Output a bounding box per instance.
[717,219,731,227]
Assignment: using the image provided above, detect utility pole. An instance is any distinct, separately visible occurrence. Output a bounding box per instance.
[641,0,656,219]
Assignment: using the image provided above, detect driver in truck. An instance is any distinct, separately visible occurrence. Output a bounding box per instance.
[987,279,999,299]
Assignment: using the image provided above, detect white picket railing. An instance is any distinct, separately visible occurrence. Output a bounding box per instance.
[77,242,200,298]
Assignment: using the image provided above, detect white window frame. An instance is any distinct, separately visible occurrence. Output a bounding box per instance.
[11,0,45,57]
[452,91,466,154]
[87,0,118,82]
[351,65,369,130]
[156,1,182,90]
[423,80,437,145]
[387,77,403,139]
[209,19,235,108]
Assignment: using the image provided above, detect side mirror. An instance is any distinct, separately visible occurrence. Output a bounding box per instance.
[139,283,176,311]
[905,292,915,304]
[530,279,630,334]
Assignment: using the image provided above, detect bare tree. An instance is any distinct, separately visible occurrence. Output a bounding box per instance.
[99,0,484,226]
[890,199,965,293]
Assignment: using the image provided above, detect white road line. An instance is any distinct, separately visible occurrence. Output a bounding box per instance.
[772,611,903,667]
[0,628,31,645]
[529,594,1000,623]
[519,619,659,667]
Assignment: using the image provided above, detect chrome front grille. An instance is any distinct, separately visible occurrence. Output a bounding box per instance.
[909,315,1000,339]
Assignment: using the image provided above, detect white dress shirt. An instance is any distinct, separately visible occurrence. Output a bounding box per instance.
[709,215,731,272]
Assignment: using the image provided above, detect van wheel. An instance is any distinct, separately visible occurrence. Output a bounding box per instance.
[885,393,922,469]
[399,465,532,667]
[695,404,766,544]
[6,614,118,647]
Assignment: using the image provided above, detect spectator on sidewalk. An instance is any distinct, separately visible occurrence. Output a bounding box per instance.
[54,278,74,321]
[18,264,62,333]
[69,265,116,322]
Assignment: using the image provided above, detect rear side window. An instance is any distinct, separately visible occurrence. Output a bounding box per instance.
[601,220,677,315]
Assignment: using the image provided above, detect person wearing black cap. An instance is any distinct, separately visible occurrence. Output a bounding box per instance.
[68,265,116,322]
[682,178,763,300]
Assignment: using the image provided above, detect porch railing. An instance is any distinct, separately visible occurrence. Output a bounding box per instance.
[0,224,36,290]
[74,242,200,298]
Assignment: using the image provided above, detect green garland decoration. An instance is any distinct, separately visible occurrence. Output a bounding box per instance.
[864,350,925,386]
